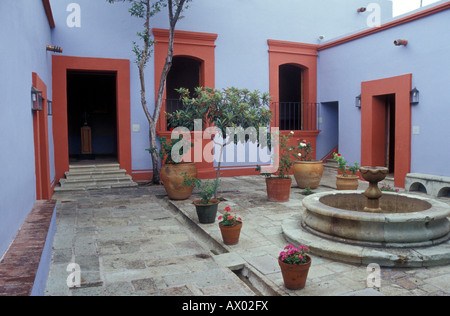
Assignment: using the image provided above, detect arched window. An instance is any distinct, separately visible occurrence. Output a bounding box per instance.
[165,56,202,120]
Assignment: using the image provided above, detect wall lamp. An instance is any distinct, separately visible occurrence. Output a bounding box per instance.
[357,7,367,13]
[46,45,63,53]
[31,87,43,111]
[355,94,362,108]
[394,39,408,46]
[410,87,419,105]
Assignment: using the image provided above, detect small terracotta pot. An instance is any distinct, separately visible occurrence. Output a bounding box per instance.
[278,255,312,290]
[219,221,243,245]
[293,161,324,189]
[336,175,359,190]
[265,177,292,202]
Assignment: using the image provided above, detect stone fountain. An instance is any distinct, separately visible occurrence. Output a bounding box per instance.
[282,166,450,267]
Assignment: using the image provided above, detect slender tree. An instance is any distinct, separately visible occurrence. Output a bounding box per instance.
[108,0,190,184]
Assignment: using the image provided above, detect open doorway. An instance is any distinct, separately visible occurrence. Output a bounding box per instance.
[279,64,303,130]
[384,94,396,174]
[67,71,118,163]
[373,93,396,175]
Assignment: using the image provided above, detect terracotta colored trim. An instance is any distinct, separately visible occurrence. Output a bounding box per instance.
[361,74,412,188]
[152,28,218,46]
[153,29,217,132]
[32,73,52,200]
[42,0,55,29]
[52,56,132,183]
[318,2,450,51]
[268,40,318,129]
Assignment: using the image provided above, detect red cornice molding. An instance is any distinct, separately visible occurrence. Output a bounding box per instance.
[318,2,450,51]
[42,0,55,29]
[268,39,319,56]
[152,28,218,47]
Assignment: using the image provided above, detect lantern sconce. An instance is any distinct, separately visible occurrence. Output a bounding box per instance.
[357,7,367,13]
[355,94,362,108]
[47,100,53,116]
[394,39,408,46]
[31,87,43,111]
[410,87,419,105]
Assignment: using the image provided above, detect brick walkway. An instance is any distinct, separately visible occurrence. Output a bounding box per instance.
[45,173,450,296]
[0,200,56,296]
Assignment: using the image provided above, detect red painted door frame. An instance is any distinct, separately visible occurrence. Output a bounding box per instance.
[52,56,131,182]
[32,73,52,200]
[361,74,412,188]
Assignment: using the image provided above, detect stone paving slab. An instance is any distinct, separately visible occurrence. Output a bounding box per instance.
[45,173,450,296]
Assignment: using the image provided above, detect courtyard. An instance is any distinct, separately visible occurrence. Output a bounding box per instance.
[44,168,450,296]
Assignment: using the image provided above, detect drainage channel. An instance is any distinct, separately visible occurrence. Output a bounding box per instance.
[156,196,284,296]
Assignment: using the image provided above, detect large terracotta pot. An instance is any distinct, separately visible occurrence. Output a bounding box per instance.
[293,161,324,189]
[265,177,292,202]
[336,175,359,190]
[278,255,312,290]
[194,199,220,224]
[219,221,243,245]
[160,163,197,200]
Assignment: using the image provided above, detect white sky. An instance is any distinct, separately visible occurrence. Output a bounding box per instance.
[390,0,442,16]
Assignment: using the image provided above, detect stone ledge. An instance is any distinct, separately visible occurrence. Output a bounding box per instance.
[405,173,450,198]
[0,200,56,296]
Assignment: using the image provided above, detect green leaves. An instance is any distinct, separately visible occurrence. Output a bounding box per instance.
[166,87,273,144]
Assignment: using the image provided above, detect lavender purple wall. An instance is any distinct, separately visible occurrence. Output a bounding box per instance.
[0,0,53,258]
[317,6,450,177]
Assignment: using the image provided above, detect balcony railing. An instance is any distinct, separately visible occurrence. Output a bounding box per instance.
[164,100,318,131]
[273,102,318,131]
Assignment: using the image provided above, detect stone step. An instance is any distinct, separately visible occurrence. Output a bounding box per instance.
[54,181,138,192]
[68,163,121,173]
[59,176,134,187]
[64,169,128,180]
[55,163,137,192]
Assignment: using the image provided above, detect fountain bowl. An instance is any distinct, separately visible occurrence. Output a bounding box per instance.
[302,191,450,248]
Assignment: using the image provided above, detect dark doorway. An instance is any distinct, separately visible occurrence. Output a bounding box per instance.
[385,94,396,174]
[279,64,303,130]
[165,56,202,124]
[67,71,118,162]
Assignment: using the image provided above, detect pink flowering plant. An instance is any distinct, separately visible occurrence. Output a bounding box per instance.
[218,206,242,227]
[279,244,310,265]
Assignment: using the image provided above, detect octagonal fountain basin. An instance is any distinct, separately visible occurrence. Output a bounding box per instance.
[302,191,450,248]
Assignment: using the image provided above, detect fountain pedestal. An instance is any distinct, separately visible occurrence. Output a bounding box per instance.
[360,166,389,213]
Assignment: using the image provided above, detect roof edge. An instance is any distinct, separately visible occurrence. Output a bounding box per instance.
[318,1,450,51]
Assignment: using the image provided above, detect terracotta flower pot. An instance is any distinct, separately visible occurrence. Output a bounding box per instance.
[293,161,324,189]
[265,177,292,202]
[219,221,243,245]
[194,199,220,224]
[278,255,312,290]
[160,162,197,200]
[336,174,359,190]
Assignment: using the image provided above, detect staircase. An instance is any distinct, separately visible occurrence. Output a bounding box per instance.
[54,163,137,192]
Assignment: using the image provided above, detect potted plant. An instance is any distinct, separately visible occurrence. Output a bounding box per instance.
[278,244,312,290]
[256,131,295,202]
[218,206,243,245]
[292,138,324,189]
[333,152,360,190]
[169,87,273,200]
[147,132,196,200]
[182,174,220,224]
